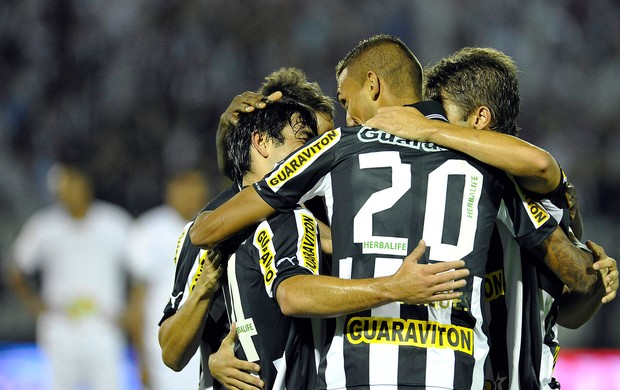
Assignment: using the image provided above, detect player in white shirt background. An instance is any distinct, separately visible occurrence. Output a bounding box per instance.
[9,141,134,390]
[124,167,210,390]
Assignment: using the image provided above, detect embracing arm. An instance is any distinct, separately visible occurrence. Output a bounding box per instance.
[276,241,469,317]
[366,106,561,194]
[190,186,276,248]
[556,240,618,328]
[208,323,264,390]
[530,227,598,295]
[158,252,222,371]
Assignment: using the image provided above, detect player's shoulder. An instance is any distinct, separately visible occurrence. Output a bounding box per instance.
[173,221,200,263]
[18,205,64,234]
[264,206,317,233]
[202,184,239,212]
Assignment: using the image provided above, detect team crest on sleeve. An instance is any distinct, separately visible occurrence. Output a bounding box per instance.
[253,223,278,297]
[295,210,320,275]
[265,129,340,191]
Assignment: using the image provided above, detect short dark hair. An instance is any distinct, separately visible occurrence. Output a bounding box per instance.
[226,100,317,185]
[260,67,335,121]
[335,34,424,99]
[424,47,520,136]
[56,138,96,179]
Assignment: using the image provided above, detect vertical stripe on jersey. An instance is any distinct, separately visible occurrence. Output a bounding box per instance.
[538,289,557,387]
[425,302,456,389]
[369,257,403,386]
[173,249,204,310]
[300,173,334,225]
[470,276,489,390]
[323,257,353,389]
[496,218,524,390]
[422,160,482,261]
[226,253,260,362]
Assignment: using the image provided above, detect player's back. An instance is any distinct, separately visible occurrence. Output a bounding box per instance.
[254,101,556,389]
[257,131,507,388]
[326,125,505,282]
[317,124,508,389]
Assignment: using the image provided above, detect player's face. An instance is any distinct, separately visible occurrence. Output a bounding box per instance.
[442,98,471,128]
[337,67,375,126]
[52,165,91,212]
[271,119,315,162]
[167,171,209,221]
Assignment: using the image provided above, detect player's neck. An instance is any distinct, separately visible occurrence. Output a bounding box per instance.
[378,94,421,110]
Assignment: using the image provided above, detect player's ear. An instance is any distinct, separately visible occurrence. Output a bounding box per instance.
[472,106,493,130]
[251,132,270,158]
[367,71,380,101]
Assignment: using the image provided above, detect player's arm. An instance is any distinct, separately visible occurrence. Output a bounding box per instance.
[7,264,46,316]
[159,250,223,371]
[366,106,561,194]
[217,91,282,178]
[208,323,264,390]
[565,182,584,241]
[276,240,469,317]
[555,240,618,329]
[122,281,150,387]
[529,226,598,295]
[190,186,276,248]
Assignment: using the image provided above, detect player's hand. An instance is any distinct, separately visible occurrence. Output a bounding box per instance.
[365,106,429,140]
[220,91,283,127]
[194,249,223,297]
[389,240,469,304]
[209,323,264,390]
[565,182,584,240]
[588,240,618,303]
[139,360,150,389]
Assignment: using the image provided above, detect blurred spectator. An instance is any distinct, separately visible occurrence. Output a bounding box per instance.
[7,140,134,390]
[124,167,210,390]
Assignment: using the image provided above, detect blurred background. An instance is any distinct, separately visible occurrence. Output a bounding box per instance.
[1,0,619,389]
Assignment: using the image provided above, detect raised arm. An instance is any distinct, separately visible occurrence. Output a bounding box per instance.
[158,250,223,371]
[190,186,276,248]
[276,240,470,317]
[217,91,282,178]
[366,106,561,194]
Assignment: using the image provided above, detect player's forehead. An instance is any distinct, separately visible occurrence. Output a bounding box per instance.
[281,119,313,141]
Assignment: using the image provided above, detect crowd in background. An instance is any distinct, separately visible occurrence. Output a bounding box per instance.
[1,0,619,349]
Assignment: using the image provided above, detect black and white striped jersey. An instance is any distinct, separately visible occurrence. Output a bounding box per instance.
[223,207,323,390]
[485,172,572,390]
[160,184,240,390]
[251,101,559,389]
